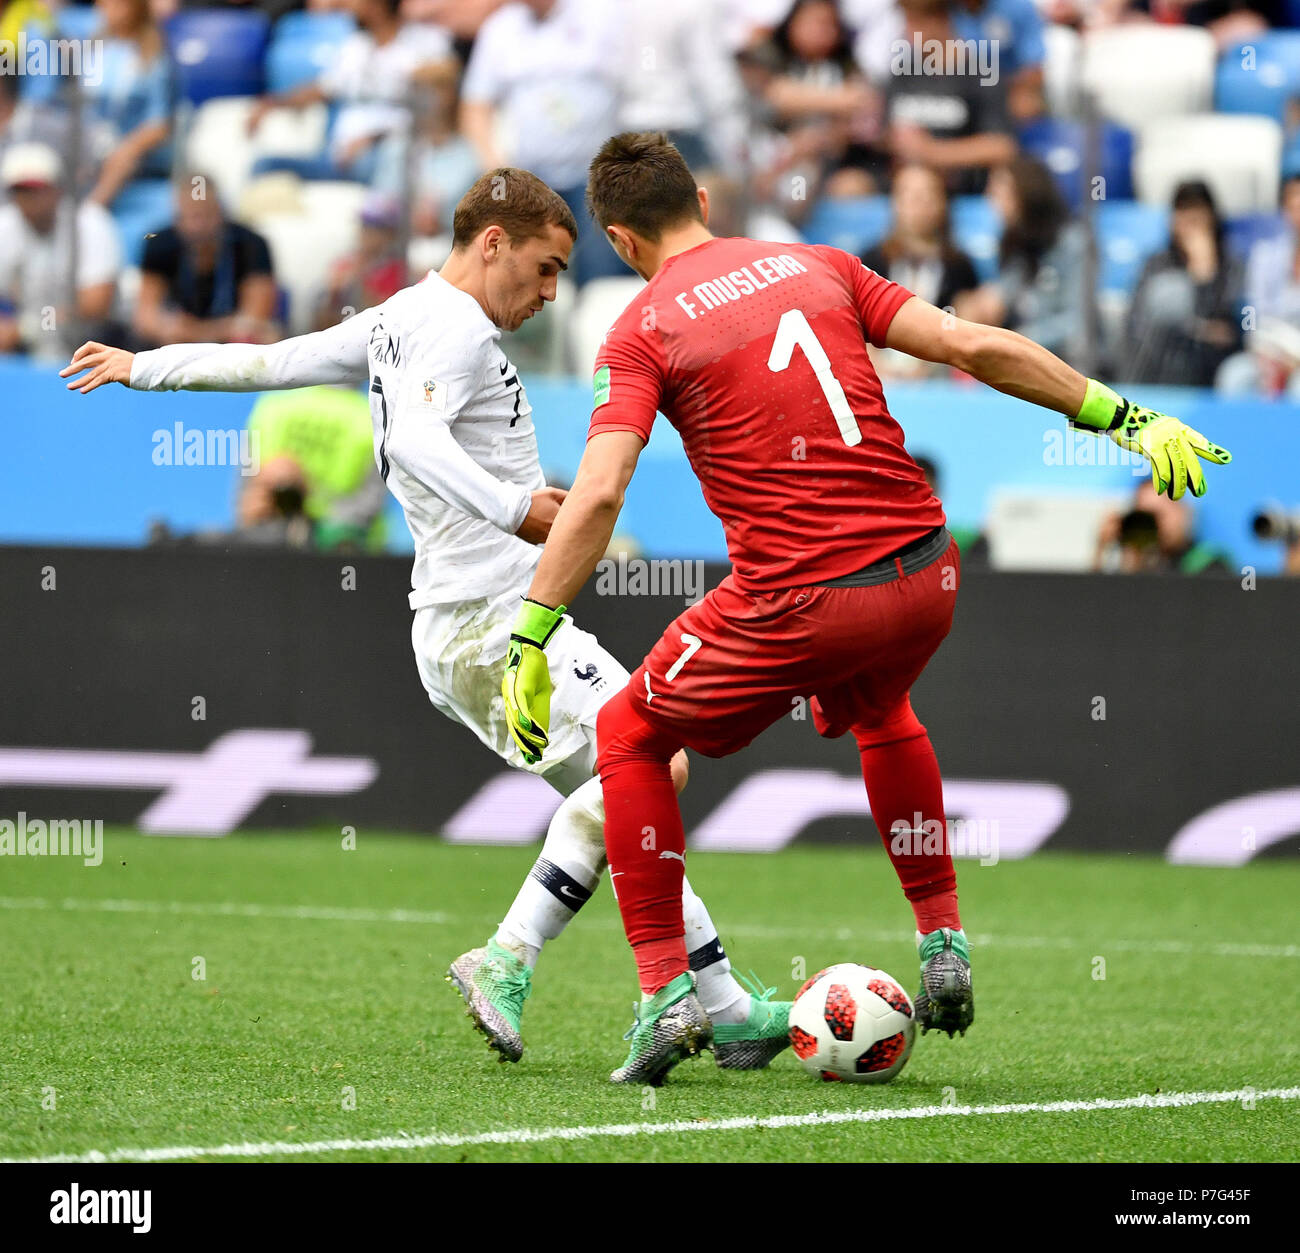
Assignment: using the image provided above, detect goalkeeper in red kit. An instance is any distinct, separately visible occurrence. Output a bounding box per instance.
[502,133,1233,1085]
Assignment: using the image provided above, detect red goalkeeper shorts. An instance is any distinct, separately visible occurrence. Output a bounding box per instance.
[621,528,960,758]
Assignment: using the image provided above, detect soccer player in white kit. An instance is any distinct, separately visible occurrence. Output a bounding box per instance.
[62,168,791,1072]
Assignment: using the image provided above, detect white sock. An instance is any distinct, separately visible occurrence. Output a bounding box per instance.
[495,774,752,1028]
[495,776,606,967]
[682,877,750,1024]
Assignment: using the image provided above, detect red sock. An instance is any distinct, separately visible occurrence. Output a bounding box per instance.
[856,705,961,935]
[596,689,688,995]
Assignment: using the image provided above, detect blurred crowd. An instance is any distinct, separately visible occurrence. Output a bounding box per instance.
[4,0,1300,565]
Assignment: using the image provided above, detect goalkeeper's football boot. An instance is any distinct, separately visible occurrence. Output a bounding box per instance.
[610,972,713,1086]
[446,939,532,1063]
[914,926,974,1037]
[713,971,793,1070]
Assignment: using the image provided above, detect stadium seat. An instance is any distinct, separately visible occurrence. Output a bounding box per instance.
[266,11,357,95]
[408,234,453,277]
[164,9,271,106]
[111,179,175,268]
[1214,32,1300,123]
[1080,26,1215,132]
[1018,118,1134,209]
[185,97,330,206]
[568,277,647,378]
[800,196,891,256]
[1224,211,1285,259]
[1095,200,1169,295]
[246,180,367,333]
[950,196,1000,283]
[1134,113,1283,216]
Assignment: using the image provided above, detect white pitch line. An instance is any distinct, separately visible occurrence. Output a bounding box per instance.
[0,894,1294,960]
[8,1086,1297,1165]
[0,896,451,926]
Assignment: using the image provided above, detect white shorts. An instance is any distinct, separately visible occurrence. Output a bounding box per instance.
[410,593,629,797]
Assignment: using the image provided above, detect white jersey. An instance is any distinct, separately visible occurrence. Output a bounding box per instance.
[129,271,545,613]
[129,270,624,790]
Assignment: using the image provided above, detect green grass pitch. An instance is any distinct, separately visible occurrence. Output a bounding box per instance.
[1,830,1296,1163]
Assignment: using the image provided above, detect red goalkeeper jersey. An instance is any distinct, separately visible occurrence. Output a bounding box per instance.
[588,236,945,592]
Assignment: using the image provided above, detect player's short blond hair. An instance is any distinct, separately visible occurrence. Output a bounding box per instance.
[452,168,577,249]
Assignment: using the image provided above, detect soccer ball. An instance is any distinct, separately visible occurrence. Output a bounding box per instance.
[788,962,916,1083]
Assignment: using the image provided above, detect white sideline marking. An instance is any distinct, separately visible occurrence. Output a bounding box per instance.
[0,895,1295,960]
[0,896,451,926]
[8,1086,1297,1164]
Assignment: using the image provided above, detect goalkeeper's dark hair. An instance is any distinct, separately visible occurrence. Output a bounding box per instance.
[452,168,577,249]
[586,132,703,241]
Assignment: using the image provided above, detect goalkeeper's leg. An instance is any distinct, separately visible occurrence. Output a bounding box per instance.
[808,542,972,1038]
[854,702,973,1038]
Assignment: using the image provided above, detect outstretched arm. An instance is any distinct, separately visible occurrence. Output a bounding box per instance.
[884,296,1231,499]
[885,294,1086,415]
[62,311,375,395]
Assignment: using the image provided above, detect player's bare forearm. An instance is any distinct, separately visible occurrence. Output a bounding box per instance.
[955,322,1087,416]
[885,296,1087,417]
[524,430,643,610]
[525,487,620,610]
[884,294,1230,498]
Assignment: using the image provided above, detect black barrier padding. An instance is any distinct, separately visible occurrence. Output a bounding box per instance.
[0,545,1295,857]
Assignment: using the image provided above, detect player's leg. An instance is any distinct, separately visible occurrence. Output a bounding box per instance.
[493,757,752,1029]
[487,616,755,1030]
[439,610,623,1060]
[597,582,803,1083]
[853,700,972,1037]
[810,535,972,1036]
[435,607,755,1059]
[597,686,712,1084]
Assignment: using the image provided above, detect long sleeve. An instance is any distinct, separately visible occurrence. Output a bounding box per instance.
[129,311,374,392]
[386,413,532,534]
[381,325,534,534]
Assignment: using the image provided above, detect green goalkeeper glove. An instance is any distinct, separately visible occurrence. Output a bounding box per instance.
[501,598,567,765]
[1070,379,1231,500]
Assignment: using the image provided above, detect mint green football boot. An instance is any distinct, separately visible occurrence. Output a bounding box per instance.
[713,972,793,1070]
[446,938,532,1062]
[610,972,713,1086]
[914,926,974,1037]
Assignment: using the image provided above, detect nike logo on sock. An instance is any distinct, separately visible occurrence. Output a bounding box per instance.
[528,857,593,909]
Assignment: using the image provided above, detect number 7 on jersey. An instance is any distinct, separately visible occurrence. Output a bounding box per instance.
[767,308,862,447]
